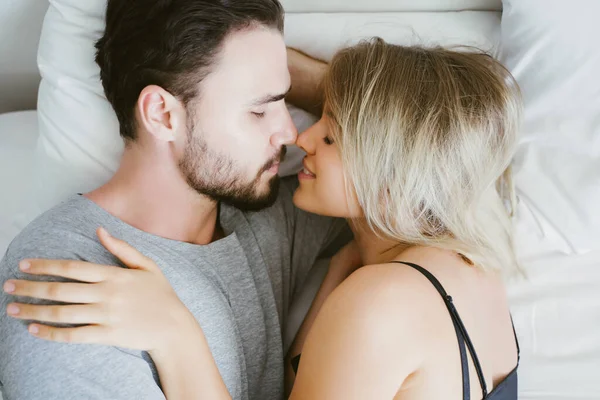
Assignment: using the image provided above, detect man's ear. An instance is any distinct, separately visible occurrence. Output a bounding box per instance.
[137,85,184,142]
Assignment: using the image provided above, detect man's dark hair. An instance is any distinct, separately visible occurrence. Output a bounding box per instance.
[95,0,285,141]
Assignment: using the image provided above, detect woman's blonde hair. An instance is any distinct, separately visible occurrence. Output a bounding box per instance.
[323,38,522,274]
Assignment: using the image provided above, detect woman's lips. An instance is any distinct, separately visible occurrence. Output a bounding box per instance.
[299,160,316,179]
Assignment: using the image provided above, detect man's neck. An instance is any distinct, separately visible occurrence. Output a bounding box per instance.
[86,144,220,245]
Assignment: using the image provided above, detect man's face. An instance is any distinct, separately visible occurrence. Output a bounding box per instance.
[178,27,297,211]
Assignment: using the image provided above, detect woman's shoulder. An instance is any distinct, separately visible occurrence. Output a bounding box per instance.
[329,255,449,336]
[333,246,474,338]
[299,261,433,385]
[304,253,454,375]
[343,246,463,304]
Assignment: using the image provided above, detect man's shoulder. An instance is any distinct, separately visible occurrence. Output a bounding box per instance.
[1,196,109,273]
[10,195,99,245]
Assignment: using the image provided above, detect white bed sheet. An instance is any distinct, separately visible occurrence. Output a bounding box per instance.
[508,199,600,399]
[0,111,39,257]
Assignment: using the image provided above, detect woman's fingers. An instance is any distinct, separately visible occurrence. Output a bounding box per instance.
[97,227,157,272]
[27,323,112,345]
[6,303,105,325]
[4,280,101,303]
[18,259,113,283]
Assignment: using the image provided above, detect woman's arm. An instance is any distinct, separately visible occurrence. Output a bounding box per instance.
[288,267,424,400]
[286,48,328,116]
[150,319,232,400]
[285,241,361,395]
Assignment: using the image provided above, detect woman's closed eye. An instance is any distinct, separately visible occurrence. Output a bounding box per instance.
[252,111,266,119]
[323,136,334,145]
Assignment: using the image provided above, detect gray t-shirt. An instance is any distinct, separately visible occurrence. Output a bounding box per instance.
[0,177,350,400]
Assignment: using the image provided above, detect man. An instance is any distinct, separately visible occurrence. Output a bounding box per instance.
[0,1,349,399]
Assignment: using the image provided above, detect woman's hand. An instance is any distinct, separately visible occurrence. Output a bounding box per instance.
[3,227,194,353]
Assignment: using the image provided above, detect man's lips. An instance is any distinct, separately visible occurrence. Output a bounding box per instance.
[268,162,280,172]
[262,147,287,174]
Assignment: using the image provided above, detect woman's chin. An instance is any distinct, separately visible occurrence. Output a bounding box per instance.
[292,187,309,210]
[292,188,344,218]
[293,187,321,214]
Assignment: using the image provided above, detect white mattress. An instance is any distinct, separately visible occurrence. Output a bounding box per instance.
[0,111,39,257]
[508,200,600,399]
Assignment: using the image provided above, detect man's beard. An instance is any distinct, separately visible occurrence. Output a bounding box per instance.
[178,119,285,211]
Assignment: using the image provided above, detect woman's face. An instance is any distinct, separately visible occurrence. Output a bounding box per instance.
[293,114,361,218]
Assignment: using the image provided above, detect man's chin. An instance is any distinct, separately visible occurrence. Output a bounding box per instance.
[222,175,280,212]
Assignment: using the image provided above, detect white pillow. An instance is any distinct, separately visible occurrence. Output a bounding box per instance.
[32,0,119,216]
[281,0,501,12]
[500,0,600,254]
[33,0,501,216]
[284,11,501,62]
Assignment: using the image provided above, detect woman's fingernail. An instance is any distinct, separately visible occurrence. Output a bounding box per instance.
[3,281,15,293]
[29,325,39,334]
[7,304,20,315]
[20,261,31,271]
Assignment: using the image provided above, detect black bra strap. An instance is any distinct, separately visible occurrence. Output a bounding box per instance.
[511,316,521,361]
[454,309,471,400]
[391,261,488,399]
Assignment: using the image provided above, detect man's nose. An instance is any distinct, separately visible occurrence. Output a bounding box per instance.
[271,110,298,148]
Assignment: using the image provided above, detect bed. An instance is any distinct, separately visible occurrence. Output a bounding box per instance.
[0,0,599,399]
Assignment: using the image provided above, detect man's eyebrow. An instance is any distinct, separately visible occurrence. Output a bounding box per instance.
[249,86,292,107]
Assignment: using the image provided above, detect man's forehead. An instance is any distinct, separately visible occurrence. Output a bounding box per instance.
[202,27,289,95]
[215,27,286,72]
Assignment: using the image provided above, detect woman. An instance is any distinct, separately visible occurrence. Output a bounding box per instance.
[4,38,521,399]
